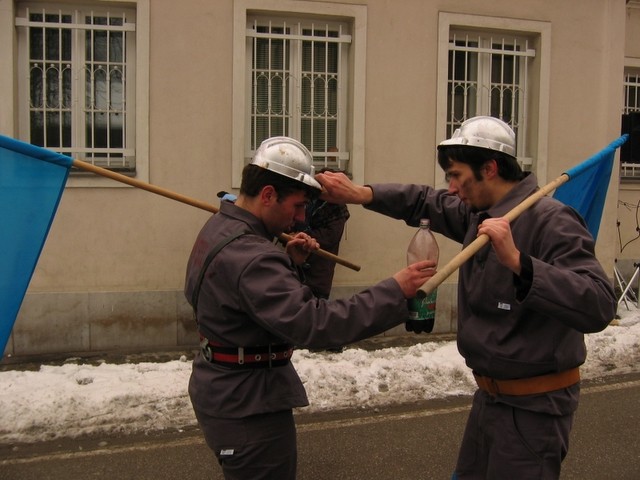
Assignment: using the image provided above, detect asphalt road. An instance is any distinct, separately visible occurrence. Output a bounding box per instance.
[1,372,639,479]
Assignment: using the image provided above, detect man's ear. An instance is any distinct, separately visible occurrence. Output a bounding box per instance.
[484,159,498,178]
[260,185,277,205]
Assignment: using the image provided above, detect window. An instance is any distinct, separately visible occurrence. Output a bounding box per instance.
[16,3,138,175]
[624,68,640,115]
[232,1,367,188]
[446,31,535,169]
[621,65,640,179]
[436,14,551,182]
[247,16,349,171]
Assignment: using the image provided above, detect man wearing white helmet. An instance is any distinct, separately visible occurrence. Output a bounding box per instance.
[317,116,617,479]
[184,136,435,480]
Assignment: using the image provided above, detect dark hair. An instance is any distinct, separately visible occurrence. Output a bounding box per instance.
[437,146,524,181]
[240,164,320,201]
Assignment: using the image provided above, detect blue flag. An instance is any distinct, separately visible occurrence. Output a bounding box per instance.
[0,135,72,355]
[553,134,628,240]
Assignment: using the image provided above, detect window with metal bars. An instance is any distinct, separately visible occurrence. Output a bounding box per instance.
[447,31,535,169]
[16,5,136,173]
[247,17,350,172]
[624,69,640,115]
[621,68,640,178]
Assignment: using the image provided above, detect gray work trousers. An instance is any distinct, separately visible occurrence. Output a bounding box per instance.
[454,389,574,480]
[195,409,297,480]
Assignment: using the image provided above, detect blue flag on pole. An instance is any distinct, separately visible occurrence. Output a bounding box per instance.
[553,134,628,240]
[0,135,73,355]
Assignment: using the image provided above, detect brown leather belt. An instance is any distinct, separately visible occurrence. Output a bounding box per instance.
[199,335,293,369]
[473,367,580,396]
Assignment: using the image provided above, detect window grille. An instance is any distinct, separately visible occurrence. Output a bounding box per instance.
[247,18,350,172]
[16,6,136,172]
[621,68,640,178]
[447,32,535,168]
[624,70,640,115]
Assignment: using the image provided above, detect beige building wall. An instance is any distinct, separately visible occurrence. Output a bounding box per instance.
[0,0,632,356]
[617,3,640,282]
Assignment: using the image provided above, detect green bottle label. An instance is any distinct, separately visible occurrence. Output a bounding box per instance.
[408,289,437,321]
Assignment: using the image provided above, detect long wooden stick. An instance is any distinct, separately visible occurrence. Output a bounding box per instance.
[417,173,570,297]
[72,159,361,272]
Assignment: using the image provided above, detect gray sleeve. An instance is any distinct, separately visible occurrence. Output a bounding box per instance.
[518,203,616,333]
[238,248,409,349]
[364,183,469,243]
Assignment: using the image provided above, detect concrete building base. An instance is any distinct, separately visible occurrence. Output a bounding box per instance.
[3,284,457,358]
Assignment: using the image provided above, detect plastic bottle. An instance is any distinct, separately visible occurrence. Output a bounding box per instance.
[406,218,438,333]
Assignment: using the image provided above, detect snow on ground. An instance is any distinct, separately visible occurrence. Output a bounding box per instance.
[1,308,639,444]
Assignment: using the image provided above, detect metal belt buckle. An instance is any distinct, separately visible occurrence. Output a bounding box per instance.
[238,347,244,365]
[200,337,213,363]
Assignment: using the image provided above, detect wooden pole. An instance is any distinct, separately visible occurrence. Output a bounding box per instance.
[72,159,361,272]
[417,173,570,297]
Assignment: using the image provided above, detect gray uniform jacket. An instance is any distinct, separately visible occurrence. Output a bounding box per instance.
[184,201,408,419]
[365,174,617,414]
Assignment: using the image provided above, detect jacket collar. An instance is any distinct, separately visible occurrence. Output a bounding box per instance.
[482,172,538,219]
[219,201,273,240]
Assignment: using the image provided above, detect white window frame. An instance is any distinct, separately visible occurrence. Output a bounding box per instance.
[10,0,149,188]
[436,13,551,184]
[232,0,366,188]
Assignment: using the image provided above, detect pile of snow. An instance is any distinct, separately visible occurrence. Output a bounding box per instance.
[1,308,639,444]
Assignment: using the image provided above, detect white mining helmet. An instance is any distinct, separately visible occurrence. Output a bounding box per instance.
[252,136,322,191]
[438,116,516,158]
